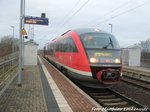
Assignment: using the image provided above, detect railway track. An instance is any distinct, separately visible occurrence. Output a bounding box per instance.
[45,57,150,111]
[121,75,150,91]
[77,85,149,112]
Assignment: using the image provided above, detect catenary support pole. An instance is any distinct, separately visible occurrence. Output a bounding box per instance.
[18,0,25,86]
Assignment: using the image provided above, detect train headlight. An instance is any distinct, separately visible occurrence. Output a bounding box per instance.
[90,58,98,63]
[115,58,120,63]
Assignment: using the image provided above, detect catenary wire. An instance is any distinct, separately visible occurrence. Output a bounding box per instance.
[60,0,90,27]
[93,0,150,27]
[84,0,131,27]
[51,0,81,37]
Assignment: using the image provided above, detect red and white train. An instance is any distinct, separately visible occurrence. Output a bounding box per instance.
[44,28,122,85]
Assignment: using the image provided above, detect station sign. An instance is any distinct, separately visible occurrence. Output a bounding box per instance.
[24,16,49,25]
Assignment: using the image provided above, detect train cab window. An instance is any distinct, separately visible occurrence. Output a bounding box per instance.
[82,35,96,46]
[80,33,120,49]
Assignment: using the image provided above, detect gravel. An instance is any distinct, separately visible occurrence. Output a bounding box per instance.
[110,81,150,109]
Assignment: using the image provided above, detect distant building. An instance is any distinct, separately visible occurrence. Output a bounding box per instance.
[121,47,141,66]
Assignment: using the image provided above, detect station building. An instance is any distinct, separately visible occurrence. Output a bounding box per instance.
[23,40,38,65]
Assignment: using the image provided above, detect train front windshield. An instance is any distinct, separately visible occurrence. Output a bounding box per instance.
[80,33,121,64]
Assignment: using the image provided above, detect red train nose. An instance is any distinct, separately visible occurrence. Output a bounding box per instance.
[96,71,103,82]
[96,69,120,84]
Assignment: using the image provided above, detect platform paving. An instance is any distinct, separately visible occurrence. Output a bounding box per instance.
[124,66,150,75]
[0,65,48,112]
[0,56,101,112]
[38,57,72,112]
[39,56,97,112]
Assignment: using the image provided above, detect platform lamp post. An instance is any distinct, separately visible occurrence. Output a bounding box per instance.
[11,26,15,57]
[109,23,112,33]
[22,0,25,69]
[18,0,25,86]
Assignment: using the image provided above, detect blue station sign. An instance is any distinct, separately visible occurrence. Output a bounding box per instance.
[24,16,49,25]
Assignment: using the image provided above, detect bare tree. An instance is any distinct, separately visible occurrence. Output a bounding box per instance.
[0,36,18,57]
[139,39,150,52]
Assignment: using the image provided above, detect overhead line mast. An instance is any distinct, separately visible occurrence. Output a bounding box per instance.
[18,0,25,86]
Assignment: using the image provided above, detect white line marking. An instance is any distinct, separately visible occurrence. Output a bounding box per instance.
[42,57,107,112]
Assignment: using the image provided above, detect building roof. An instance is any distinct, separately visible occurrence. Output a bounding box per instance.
[127,44,141,49]
[24,40,38,46]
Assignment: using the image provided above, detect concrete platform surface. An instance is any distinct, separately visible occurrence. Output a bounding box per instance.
[39,56,98,112]
[124,66,150,75]
[0,65,48,112]
[0,56,101,112]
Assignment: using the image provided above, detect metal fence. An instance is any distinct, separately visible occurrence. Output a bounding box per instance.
[0,52,18,87]
[0,53,15,62]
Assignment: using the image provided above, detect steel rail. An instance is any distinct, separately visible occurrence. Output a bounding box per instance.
[44,56,150,112]
[77,85,149,112]
[121,75,150,91]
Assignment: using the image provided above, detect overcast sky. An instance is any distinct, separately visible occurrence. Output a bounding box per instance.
[0,0,150,49]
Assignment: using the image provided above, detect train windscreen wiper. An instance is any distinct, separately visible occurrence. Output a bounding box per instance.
[103,37,114,49]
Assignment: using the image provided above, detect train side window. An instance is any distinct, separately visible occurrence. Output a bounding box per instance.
[59,40,63,52]
[65,38,70,52]
[55,37,78,52]
[59,40,62,52]
[49,44,55,56]
[55,42,59,52]
[62,39,67,52]
[68,37,78,52]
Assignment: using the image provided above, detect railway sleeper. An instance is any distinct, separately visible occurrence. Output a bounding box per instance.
[95,95,116,98]
[100,98,122,102]
[91,92,110,96]
[104,101,128,106]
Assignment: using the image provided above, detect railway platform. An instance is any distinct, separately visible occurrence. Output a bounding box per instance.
[123,65,150,83]
[0,56,101,112]
[124,66,150,74]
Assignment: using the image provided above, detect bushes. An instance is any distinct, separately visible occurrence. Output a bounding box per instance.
[0,36,18,57]
[141,52,150,64]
